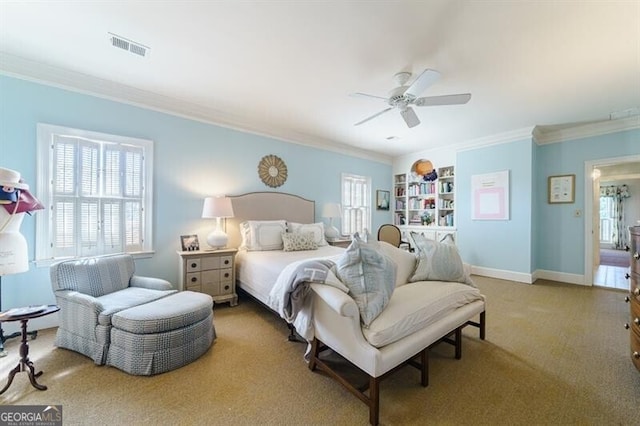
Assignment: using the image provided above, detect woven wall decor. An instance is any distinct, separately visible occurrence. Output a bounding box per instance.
[258,154,288,188]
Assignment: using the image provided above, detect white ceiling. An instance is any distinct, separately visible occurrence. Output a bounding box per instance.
[1,1,639,160]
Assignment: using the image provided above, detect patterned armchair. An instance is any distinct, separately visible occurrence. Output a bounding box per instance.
[50,254,176,364]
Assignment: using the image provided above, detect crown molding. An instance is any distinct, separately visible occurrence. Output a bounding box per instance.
[533,115,640,145]
[454,126,535,153]
[0,52,392,165]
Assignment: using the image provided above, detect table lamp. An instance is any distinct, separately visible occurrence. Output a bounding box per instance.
[202,196,234,249]
[322,203,342,239]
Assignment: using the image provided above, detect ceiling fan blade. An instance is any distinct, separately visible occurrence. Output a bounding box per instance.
[354,107,393,126]
[400,107,420,128]
[350,92,388,101]
[404,69,441,99]
[414,93,472,107]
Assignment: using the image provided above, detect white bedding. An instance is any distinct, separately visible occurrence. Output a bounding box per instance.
[236,245,346,304]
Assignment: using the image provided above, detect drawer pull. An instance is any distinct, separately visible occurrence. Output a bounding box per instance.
[224,285,230,290]
[624,323,630,329]
[191,277,197,283]
[625,296,630,303]
[635,318,640,326]
[635,252,640,260]
[625,245,630,252]
[224,260,230,265]
[626,273,631,279]
[634,352,640,359]
[635,288,640,296]
[224,272,230,278]
[191,262,197,268]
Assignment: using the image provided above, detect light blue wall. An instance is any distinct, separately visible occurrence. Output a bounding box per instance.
[536,128,639,274]
[0,75,392,310]
[456,139,534,273]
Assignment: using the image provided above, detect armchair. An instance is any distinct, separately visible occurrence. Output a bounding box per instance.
[50,254,176,364]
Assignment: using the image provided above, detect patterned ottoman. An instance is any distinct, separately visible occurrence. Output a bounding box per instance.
[106,291,215,375]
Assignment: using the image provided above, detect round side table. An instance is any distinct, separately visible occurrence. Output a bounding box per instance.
[0,305,59,395]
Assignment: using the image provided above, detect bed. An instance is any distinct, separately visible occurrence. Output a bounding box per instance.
[228,191,344,306]
[227,191,486,425]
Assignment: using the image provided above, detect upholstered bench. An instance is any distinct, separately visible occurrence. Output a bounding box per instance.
[106,291,215,375]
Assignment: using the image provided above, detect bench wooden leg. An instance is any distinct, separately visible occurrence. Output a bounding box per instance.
[369,376,380,426]
[479,311,486,340]
[421,348,429,387]
[455,327,462,359]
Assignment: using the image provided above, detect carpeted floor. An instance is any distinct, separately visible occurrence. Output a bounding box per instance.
[1,276,639,425]
[600,248,631,268]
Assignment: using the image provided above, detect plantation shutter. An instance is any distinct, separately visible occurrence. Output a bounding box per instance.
[341,174,370,236]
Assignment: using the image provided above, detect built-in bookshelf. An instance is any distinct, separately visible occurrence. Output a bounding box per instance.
[393,165,455,228]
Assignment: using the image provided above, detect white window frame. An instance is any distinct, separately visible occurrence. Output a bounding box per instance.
[35,123,154,265]
[341,172,371,236]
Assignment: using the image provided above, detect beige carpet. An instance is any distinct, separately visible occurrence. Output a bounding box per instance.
[1,276,639,425]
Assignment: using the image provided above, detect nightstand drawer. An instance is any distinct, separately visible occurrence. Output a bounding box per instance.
[186,259,201,272]
[186,272,201,288]
[220,268,232,282]
[220,256,233,268]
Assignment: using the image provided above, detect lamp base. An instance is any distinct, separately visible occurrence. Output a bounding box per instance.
[207,229,228,249]
[324,224,340,239]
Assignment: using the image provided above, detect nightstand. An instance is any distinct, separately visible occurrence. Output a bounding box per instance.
[177,248,238,306]
[326,237,352,248]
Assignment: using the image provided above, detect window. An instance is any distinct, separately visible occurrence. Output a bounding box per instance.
[341,173,371,236]
[36,124,153,263]
[599,196,615,244]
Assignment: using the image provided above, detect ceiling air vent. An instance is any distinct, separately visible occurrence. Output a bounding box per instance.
[109,33,149,57]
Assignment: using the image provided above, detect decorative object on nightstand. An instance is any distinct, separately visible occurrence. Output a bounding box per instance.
[178,248,238,306]
[0,167,44,357]
[202,196,234,249]
[322,203,342,239]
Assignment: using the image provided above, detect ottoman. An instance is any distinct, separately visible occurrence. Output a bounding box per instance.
[106,291,215,375]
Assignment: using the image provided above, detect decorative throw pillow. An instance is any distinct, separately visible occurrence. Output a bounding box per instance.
[377,241,417,287]
[288,222,328,246]
[409,238,474,286]
[335,233,396,327]
[281,232,318,252]
[240,220,287,251]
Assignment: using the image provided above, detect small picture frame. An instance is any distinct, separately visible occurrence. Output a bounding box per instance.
[548,174,575,204]
[376,190,390,211]
[180,234,200,251]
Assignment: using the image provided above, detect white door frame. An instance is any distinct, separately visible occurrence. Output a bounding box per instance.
[584,154,640,285]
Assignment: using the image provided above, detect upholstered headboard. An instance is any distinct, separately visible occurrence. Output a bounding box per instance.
[227,192,315,248]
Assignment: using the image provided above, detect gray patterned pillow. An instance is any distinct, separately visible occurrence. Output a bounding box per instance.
[335,233,396,327]
[409,238,474,286]
[282,232,318,252]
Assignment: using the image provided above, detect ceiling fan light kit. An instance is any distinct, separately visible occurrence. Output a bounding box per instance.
[353,68,471,128]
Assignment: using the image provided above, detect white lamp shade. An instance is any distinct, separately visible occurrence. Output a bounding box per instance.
[202,196,234,249]
[202,196,234,218]
[321,203,342,218]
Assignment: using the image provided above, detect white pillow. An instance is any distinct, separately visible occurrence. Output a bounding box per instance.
[377,241,417,287]
[240,220,287,251]
[409,238,474,286]
[288,222,328,246]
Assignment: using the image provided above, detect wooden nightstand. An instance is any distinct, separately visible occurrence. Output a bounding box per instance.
[177,248,238,306]
[326,237,352,248]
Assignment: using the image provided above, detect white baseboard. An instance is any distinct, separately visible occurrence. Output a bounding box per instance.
[470,266,534,284]
[533,269,587,286]
[470,266,587,286]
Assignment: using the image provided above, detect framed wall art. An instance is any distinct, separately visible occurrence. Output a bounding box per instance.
[548,174,575,204]
[376,190,390,210]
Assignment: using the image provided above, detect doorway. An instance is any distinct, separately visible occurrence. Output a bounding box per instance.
[585,155,640,289]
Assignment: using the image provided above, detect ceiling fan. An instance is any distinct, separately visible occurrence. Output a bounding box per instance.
[352,69,471,128]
